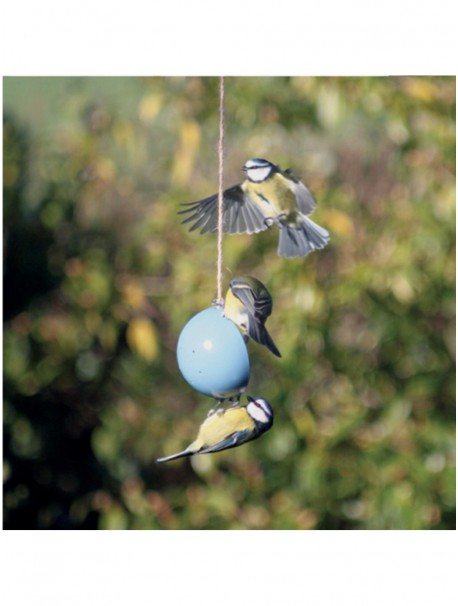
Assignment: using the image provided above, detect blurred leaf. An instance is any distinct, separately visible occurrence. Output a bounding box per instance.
[171,119,201,187]
[126,316,160,362]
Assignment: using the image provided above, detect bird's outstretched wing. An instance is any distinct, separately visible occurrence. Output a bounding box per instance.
[282,169,317,215]
[179,184,268,235]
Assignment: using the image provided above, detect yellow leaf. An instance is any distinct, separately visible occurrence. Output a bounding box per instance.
[138,93,163,123]
[324,209,355,237]
[171,120,201,186]
[121,280,146,309]
[126,316,159,362]
[403,78,437,102]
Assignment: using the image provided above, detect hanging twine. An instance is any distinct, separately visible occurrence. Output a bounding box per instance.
[215,76,225,306]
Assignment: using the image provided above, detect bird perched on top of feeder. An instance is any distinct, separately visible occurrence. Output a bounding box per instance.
[223,275,281,358]
[179,157,330,258]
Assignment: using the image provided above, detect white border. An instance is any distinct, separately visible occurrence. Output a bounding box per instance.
[1,2,456,605]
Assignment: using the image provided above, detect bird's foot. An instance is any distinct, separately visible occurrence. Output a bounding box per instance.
[264,218,275,229]
[207,400,224,416]
[222,396,241,411]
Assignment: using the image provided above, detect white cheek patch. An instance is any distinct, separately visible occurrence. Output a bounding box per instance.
[247,401,270,424]
[248,166,272,182]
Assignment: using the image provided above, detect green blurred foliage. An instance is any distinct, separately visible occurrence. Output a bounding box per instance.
[3,76,455,530]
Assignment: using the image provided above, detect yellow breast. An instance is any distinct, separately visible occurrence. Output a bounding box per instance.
[249,173,297,216]
[224,289,248,329]
[197,407,255,447]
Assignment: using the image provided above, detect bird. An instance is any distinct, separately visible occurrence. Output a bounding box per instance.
[179,157,330,258]
[156,396,274,463]
[223,275,281,358]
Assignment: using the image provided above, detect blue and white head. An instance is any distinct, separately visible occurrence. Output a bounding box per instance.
[243,158,278,183]
[246,396,274,430]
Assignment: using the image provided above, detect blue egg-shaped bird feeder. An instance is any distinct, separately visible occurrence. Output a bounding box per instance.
[177,305,250,400]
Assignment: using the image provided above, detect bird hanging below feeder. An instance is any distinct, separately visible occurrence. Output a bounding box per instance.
[156,395,273,463]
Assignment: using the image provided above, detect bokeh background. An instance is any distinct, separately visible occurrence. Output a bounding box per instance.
[3,76,455,530]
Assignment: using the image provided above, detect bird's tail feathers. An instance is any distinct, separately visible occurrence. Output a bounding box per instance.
[278,216,330,258]
[156,449,192,464]
[248,321,282,358]
[263,329,282,358]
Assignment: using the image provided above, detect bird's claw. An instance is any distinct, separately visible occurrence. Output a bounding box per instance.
[207,395,241,417]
